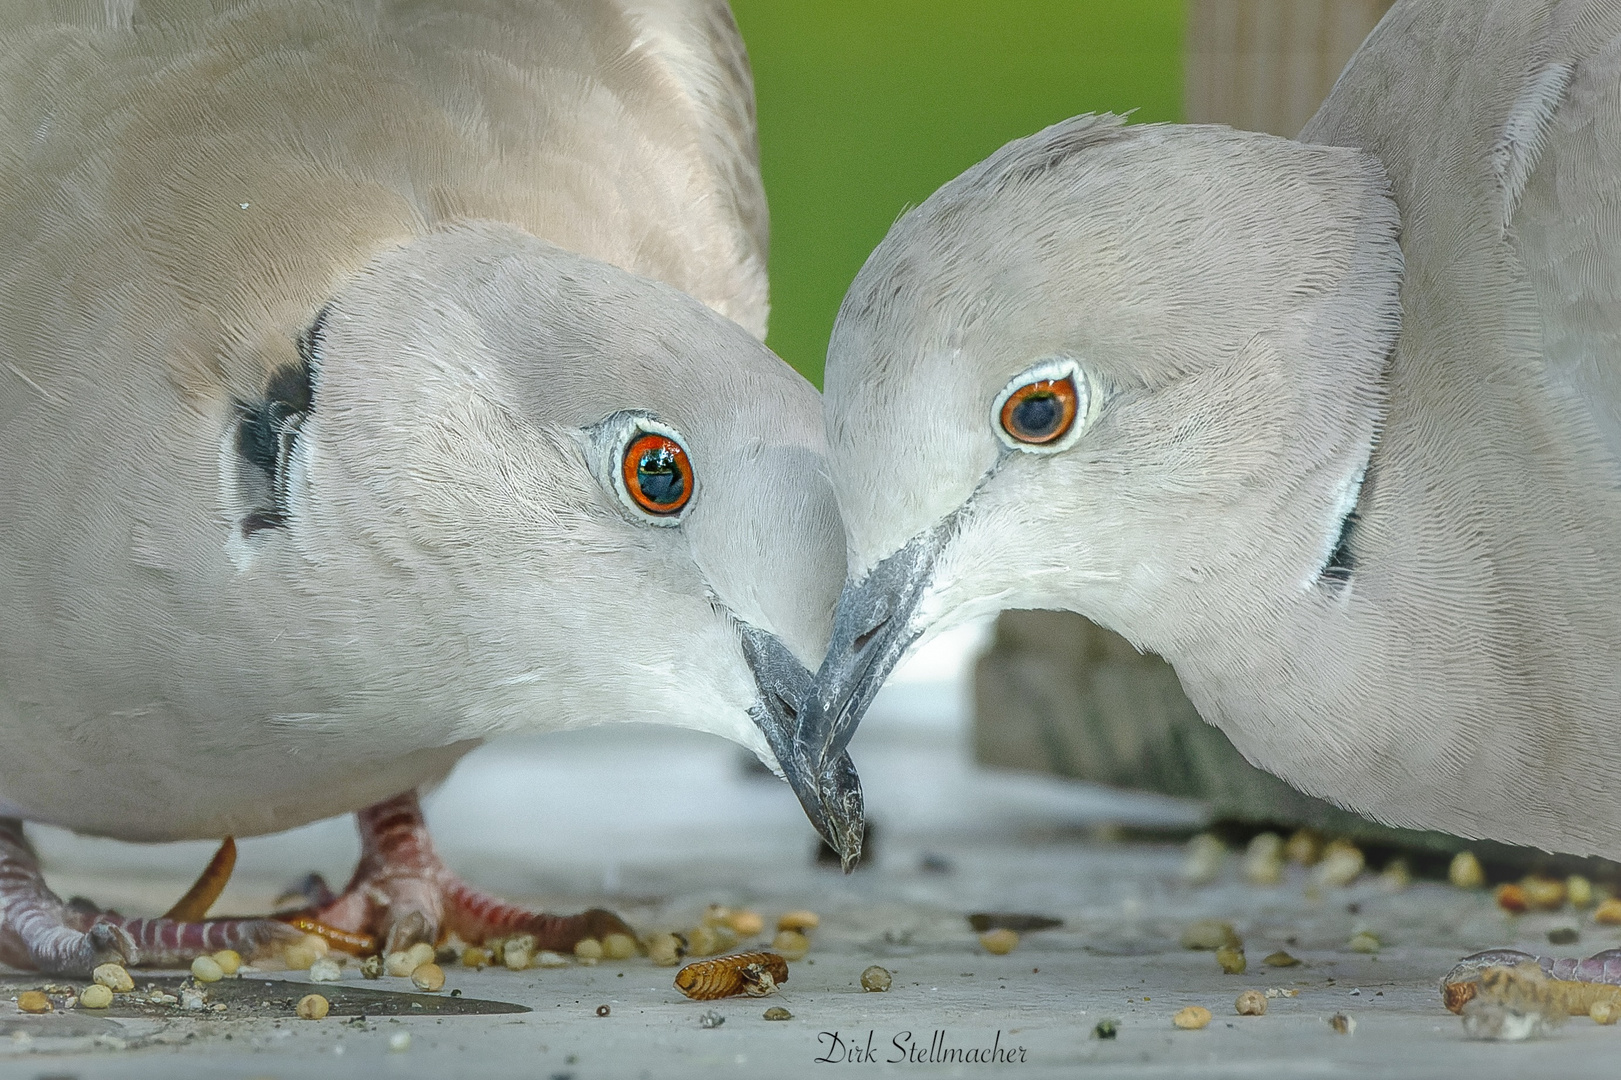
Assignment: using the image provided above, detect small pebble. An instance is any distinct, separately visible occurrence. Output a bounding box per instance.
[92,964,134,994]
[1594,898,1621,925]
[212,949,242,976]
[1449,850,1486,889]
[860,965,892,992]
[296,993,329,1020]
[308,957,344,983]
[1181,833,1226,885]
[574,938,604,965]
[404,942,436,969]
[1181,920,1241,951]
[1284,829,1322,866]
[1347,932,1381,954]
[388,1031,412,1051]
[763,1006,792,1021]
[535,950,571,969]
[699,1009,725,1029]
[384,951,417,978]
[602,933,638,960]
[461,947,491,969]
[1172,1005,1212,1030]
[189,955,224,983]
[1265,987,1299,998]
[1235,989,1268,1016]
[78,984,114,1009]
[772,930,809,962]
[729,910,765,937]
[411,963,445,992]
[1215,946,1247,974]
[980,929,1019,955]
[1243,832,1284,886]
[1264,951,1301,968]
[1548,927,1581,946]
[1568,875,1596,910]
[596,1004,610,1017]
[180,987,207,1010]
[1329,1012,1356,1035]
[1092,1018,1119,1039]
[1591,1001,1620,1025]
[16,991,51,1014]
[361,954,384,979]
[777,910,820,933]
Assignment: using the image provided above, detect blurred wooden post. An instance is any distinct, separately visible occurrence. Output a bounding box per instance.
[1184,0,1397,137]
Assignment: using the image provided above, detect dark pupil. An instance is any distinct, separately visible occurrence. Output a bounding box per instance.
[1012,392,1061,437]
[636,447,685,505]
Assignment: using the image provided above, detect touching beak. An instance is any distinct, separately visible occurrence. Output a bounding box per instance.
[738,624,866,872]
[795,525,949,794]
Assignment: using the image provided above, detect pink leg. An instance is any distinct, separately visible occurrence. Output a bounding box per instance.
[297,792,629,954]
[0,819,296,974]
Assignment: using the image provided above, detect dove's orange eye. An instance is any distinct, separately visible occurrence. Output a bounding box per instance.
[622,432,693,515]
[999,376,1079,445]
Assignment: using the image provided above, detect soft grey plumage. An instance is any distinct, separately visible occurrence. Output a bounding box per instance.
[803,0,1621,859]
[0,0,857,970]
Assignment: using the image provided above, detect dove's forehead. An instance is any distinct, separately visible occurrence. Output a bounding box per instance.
[340,225,824,450]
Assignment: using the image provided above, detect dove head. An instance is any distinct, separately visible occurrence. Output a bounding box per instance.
[800,114,1404,770]
[227,221,861,864]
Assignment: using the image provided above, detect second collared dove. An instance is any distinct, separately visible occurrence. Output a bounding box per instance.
[0,0,860,974]
[799,0,1621,862]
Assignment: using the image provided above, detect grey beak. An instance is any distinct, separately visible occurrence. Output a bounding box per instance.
[739,624,866,872]
[795,526,948,793]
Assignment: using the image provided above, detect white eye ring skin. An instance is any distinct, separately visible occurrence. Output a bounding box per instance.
[990,357,1093,454]
[591,412,697,527]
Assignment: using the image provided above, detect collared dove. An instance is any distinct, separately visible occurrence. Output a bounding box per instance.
[0,0,859,975]
[801,0,1621,863]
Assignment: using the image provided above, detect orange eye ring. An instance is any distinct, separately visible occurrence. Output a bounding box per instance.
[999,376,1079,445]
[621,431,694,516]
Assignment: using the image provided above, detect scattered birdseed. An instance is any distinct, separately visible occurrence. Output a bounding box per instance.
[1568,876,1596,909]
[461,947,491,969]
[729,910,765,937]
[860,965,892,992]
[504,944,533,971]
[1592,1001,1620,1025]
[777,910,820,933]
[189,955,224,983]
[1329,1013,1356,1035]
[702,905,732,927]
[16,991,51,1014]
[384,952,417,978]
[360,955,384,979]
[283,941,323,971]
[1380,859,1412,892]
[1091,1018,1119,1039]
[534,950,571,969]
[296,994,329,1020]
[404,942,436,969]
[1172,1006,1212,1030]
[1243,832,1284,886]
[1264,951,1300,968]
[1285,829,1322,866]
[602,933,637,960]
[1347,932,1381,954]
[763,1006,792,1021]
[1181,920,1241,951]
[212,949,242,976]
[308,957,344,982]
[1215,946,1247,974]
[78,984,113,1009]
[685,927,718,958]
[574,939,604,965]
[1313,841,1365,887]
[1594,898,1621,925]
[1523,877,1567,910]
[93,964,134,994]
[1449,851,1486,889]
[1496,883,1530,914]
[674,951,789,1000]
[772,930,809,962]
[411,963,445,992]
[596,1004,610,1017]
[388,1031,412,1052]
[980,929,1019,955]
[699,1009,725,1028]
[1265,987,1299,998]
[1235,989,1267,1016]
[1181,833,1225,885]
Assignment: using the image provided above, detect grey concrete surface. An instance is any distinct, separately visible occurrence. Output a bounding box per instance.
[4,624,1617,1079]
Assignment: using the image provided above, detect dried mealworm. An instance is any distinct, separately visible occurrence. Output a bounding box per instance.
[1441,949,1621,1014]
[674,951,789,1001]
[162,837,237,922]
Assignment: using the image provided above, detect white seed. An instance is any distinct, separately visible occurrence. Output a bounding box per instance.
[308,957,344,982]
[212,949,242,976]
[1449,851,1486,889]
[860,966,892,992]
[776,910,820,933]
[190,956,224,983]
[411,963,445,992]
[645,935,683,968]
[78,984,113,1009]
[296,993,329,1020]
[534,950,571,968]
[602,933,637,961]
[1242,833,1284,886]
[1347,932,1381,954]
[1313,842,1365,888]
[772,930,809,961]
[503,945,532,971]
[92,964,134,994]
[384,952,417,978]
[574,938,604,965]
[404,942,436,970]
[685,927,717,957]
[979,929,1019,955]
[1181,833,1226,886]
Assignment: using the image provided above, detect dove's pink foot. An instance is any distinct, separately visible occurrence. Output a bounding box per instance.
[0,818,297,975]
[287,791,629,955]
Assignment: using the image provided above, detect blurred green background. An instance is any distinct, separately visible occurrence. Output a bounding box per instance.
[728,1,1185,386]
